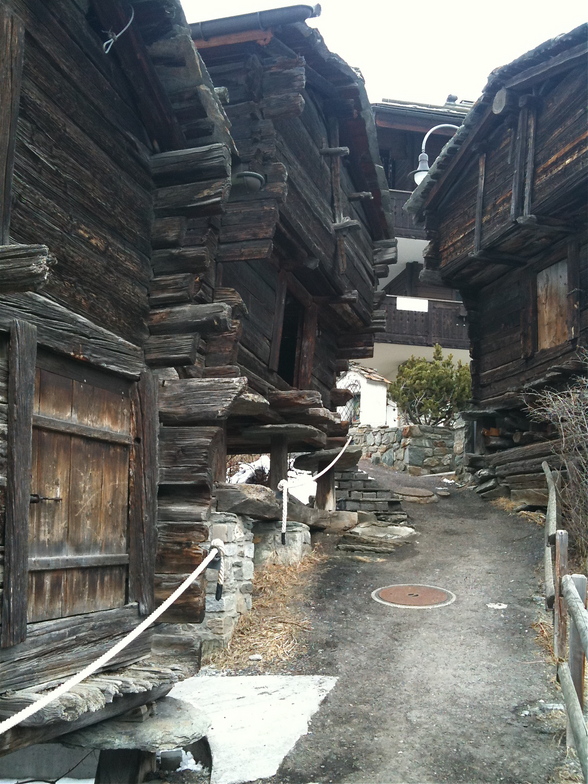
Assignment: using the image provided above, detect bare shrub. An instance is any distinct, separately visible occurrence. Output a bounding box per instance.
[531,352,588,563]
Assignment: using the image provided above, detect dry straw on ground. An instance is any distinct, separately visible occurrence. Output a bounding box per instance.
[205,548,327,672]
[491,496,546,526]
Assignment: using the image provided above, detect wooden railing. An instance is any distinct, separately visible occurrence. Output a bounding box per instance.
[543,461,588,780]
[376,295,469,350]
[388,190,427,239]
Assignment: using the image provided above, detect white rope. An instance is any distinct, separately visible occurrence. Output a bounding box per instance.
[0,546,219,736]
[277,435,354,543]
[210,538,226,600]
[103,5,135,53]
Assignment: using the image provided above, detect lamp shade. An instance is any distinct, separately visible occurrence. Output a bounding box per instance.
[413,152,430,186]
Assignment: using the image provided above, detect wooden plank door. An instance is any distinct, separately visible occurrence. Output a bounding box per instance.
[28,352,133,622]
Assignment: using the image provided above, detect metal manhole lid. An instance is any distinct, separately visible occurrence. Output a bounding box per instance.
[372,584,456,609]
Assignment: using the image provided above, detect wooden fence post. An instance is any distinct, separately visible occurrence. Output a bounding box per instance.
[554,529,568,660]
[567,574,587,748]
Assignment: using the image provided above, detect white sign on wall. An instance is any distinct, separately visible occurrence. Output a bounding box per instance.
[396,296,429,312]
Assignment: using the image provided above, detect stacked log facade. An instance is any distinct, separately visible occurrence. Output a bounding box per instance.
[0,0,393,755]
[406,26,588,503]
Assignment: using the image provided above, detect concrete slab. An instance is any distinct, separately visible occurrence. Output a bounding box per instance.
[170,675,337,784]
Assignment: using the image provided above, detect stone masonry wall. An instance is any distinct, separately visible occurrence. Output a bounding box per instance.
[351,422,465,476]
[200,511,255,655]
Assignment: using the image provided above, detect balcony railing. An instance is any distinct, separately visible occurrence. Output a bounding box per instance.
[376,295,469,350]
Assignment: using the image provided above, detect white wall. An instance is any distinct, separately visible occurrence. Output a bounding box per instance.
[337,370,391,428]
[359,378,389,427]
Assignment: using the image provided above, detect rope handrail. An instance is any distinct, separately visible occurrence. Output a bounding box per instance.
[0,543,223,736]
[277,435,354,543]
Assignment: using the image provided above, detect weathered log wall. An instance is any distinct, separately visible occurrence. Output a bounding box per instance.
[10,1,154,345]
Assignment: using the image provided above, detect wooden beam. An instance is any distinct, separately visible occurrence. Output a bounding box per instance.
[474,153,486,254]
[2,320,36,647]
[315,464,336,512]
[469,250,526,267]
[269,436,288,491]
[0,245,54,293]
[505,41,588,92]
[193,28,273,49]
[0,293,143,379]
[0,8,24,244]
[510,105,529,221]
[128,371,158,616]
[90,0,184,151]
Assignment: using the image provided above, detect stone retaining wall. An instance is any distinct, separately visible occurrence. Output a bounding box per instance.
[351,422,465,476]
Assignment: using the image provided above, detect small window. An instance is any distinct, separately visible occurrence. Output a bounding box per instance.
[537,259,568,351]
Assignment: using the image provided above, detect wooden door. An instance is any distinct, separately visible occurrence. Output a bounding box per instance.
[537,259,568,351]
[28,352,133,622]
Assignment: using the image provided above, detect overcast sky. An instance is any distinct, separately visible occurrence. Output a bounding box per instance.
[181,0,586,105]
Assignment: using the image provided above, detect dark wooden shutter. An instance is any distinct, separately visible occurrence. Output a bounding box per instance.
[28,352,133,622]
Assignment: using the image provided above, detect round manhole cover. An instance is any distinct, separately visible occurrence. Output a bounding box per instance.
[372,584,456,609]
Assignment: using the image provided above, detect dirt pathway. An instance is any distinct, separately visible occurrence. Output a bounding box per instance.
[253,463,566,784]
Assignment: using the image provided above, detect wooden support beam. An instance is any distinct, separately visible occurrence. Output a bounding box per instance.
[0,245,54,293]
[474,153,486,253]
[469,250,526,267]
[315,464,336,512]
[149,273,202,307]
[158,377,248,424]
[150,144,231,184]
[2,320,37,647]
[333,218,361,233]
[320,146,350,157]
[0,8,24,244]
[149,303,232,336]
[128,371,158,616]
[90,0,184,151]
[269,436,288,491]
[145,334,200,367]
[348,192,373,201]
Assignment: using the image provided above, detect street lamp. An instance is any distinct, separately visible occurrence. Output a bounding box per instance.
[413,124,460,186]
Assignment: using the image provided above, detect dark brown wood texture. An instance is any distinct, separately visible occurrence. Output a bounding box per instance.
[28,355,132,623]
[9,1,153,344]
[128,371,158,616]
[2,320,36,647]
[0,8,24,244]
[377,297,469,350]
[0,605,152,692]
[537,259,569,350]
[0,293,144,378]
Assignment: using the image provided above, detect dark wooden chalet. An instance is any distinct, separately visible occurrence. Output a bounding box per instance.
[188,7,394,475]
[0,0,392,756]
[406,25,588,502]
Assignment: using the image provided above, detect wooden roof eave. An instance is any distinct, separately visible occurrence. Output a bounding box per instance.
[89,0,185,152]
[408,28,588,224]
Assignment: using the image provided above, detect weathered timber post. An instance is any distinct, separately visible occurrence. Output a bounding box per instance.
[269,435,289,491]
[567,573,587,748]
[554,529,569,660]
[315,461,336,511]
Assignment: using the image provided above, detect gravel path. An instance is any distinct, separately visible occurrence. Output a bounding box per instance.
[251,463,566,784]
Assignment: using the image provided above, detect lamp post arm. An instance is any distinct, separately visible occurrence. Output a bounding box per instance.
[421,123,461,153]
